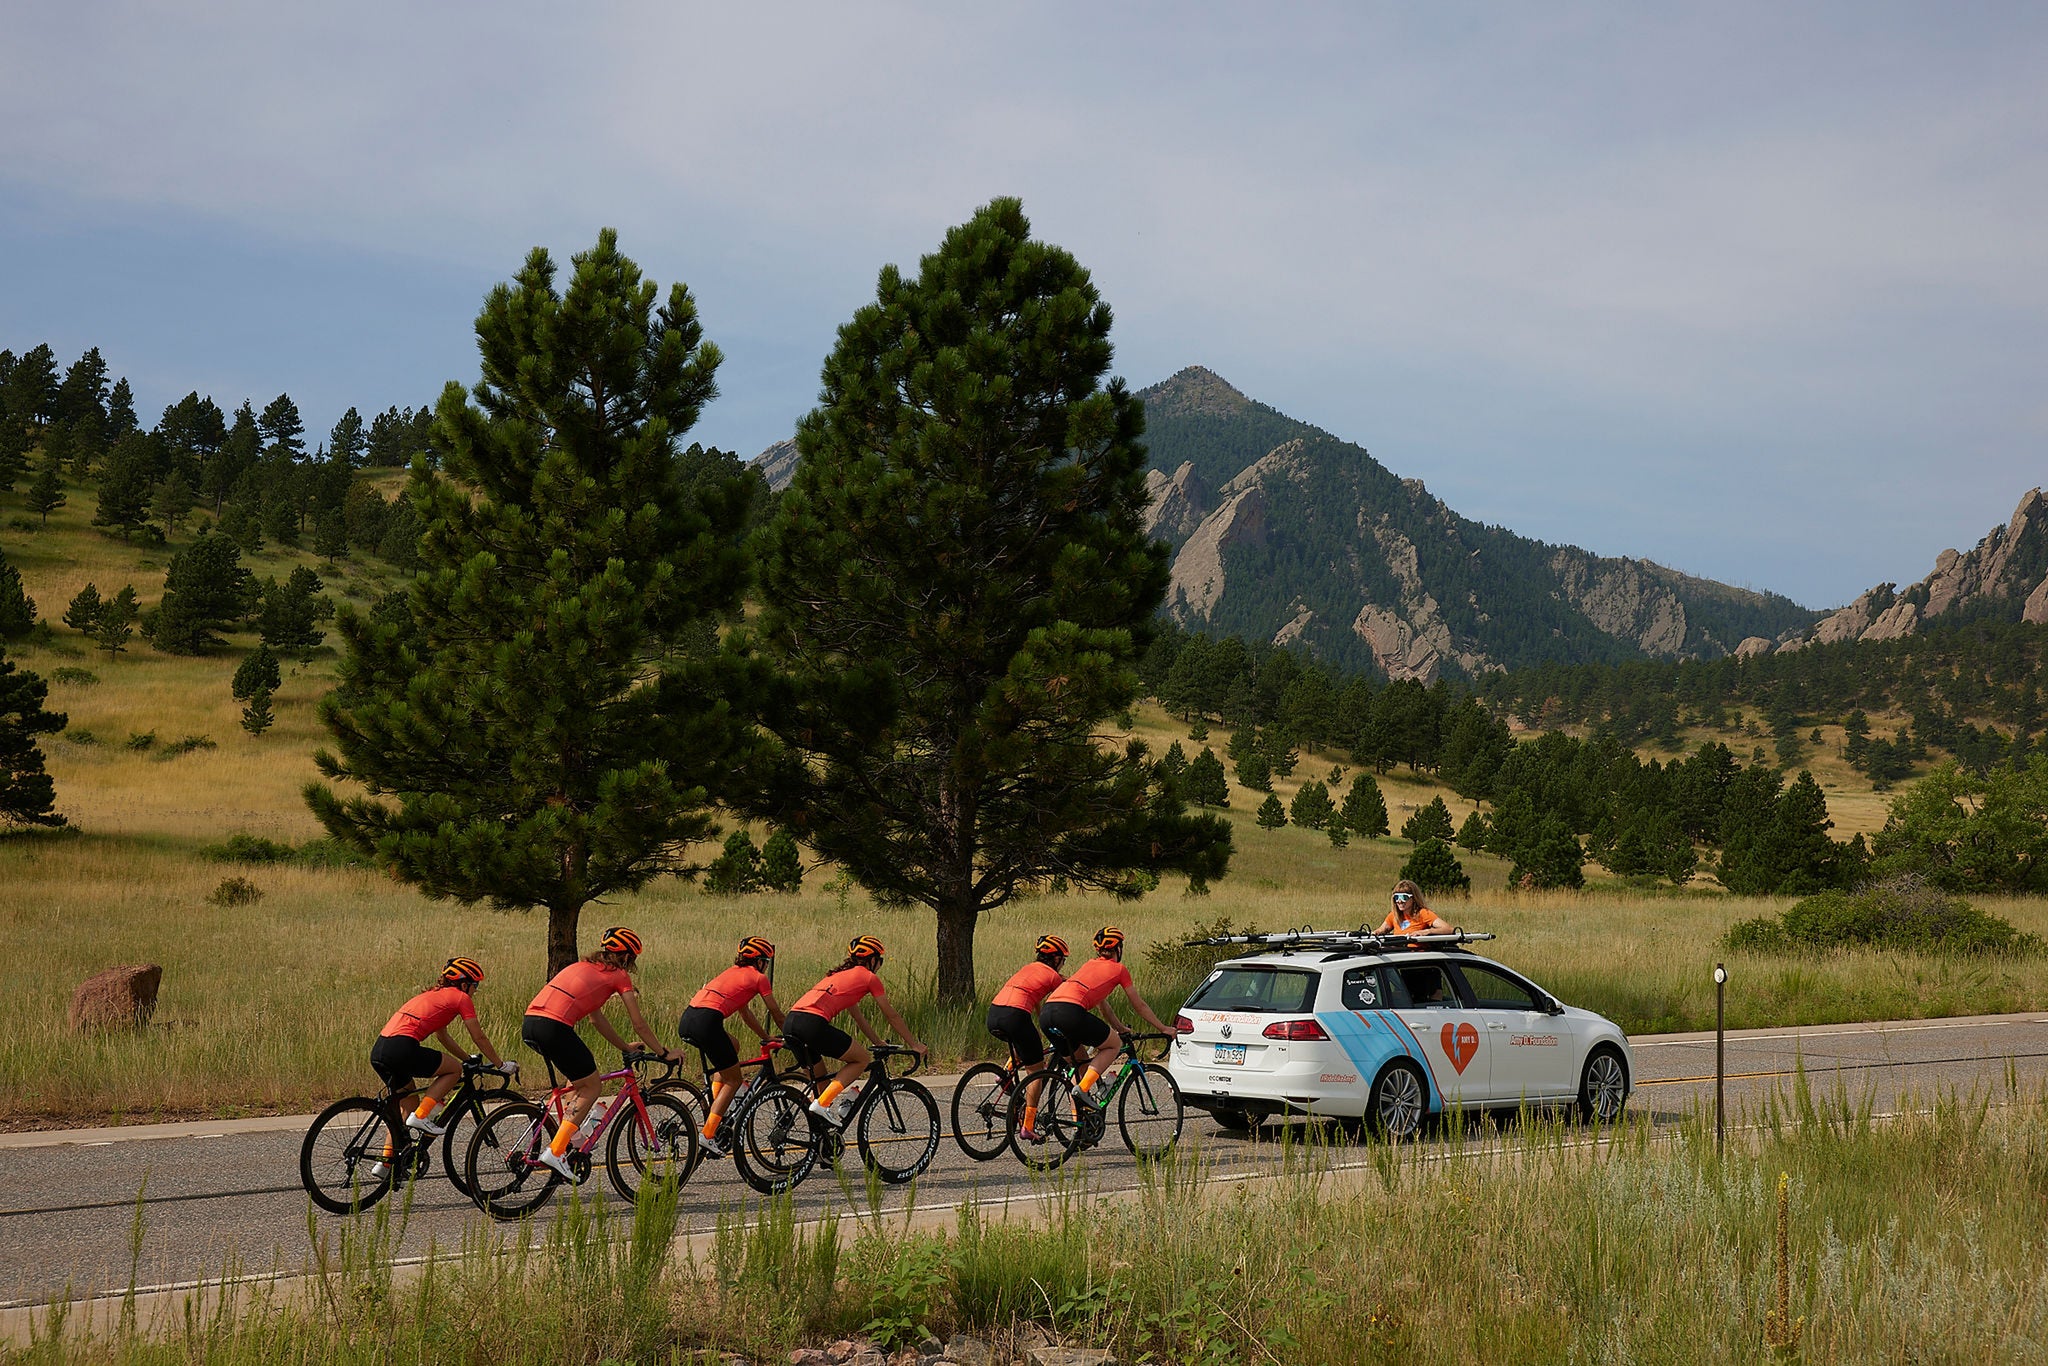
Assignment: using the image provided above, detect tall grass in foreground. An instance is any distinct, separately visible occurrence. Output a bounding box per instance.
[27,1088,2048,1364]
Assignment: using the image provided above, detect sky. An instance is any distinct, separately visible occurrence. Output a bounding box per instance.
[3,3,2044,609]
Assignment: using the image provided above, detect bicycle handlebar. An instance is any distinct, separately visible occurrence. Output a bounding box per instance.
[870,1043,925,1078]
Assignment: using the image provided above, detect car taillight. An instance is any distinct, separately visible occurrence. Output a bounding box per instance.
[1262,1019,1329,1041]
[1174,1014,1194,1035]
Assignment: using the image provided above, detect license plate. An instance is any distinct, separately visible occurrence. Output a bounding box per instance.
[1213,1043,1247,1065]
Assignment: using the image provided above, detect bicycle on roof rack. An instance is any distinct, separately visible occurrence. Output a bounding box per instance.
[1008,1029,1181,1171]
[1197,928,1496,954]
[300,1054,518,1215]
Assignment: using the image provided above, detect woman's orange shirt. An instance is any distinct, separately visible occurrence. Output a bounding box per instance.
[380,985,477,1041]
[789,966,885,1020]
[992,962,1065,1012]
[526,962,634,1026]
[690,965,772,1018]
[1044,957,1133,1011]
[1378,907,1442,934]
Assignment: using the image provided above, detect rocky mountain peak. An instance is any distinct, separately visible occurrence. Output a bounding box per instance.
[1138,366,1252,420]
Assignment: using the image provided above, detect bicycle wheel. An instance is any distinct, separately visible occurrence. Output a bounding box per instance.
[731,1082,820,1196]
[950,1063,1016,1162]
[1116,1063,1185,1159]
[464,1100,559,1220]
[438,1091,492,1200]
[1010,1070,1087,1172]
[300,1097,401,1214]
[856,1079,941,1185]
[653,1076,712,1131]
[607,1093,699,1204]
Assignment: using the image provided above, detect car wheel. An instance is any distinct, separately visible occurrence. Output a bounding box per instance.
[1365,1062,1426,1141]
[1577,1046,1629,1124]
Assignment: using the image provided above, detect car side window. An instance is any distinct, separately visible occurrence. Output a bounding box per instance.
[1376,967,1413,1008]
[1340,968,1381,1010]
[1396,963,1458,1008]
[1457,963,1542,1011]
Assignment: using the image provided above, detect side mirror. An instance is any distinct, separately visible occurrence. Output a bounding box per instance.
[1543,995,1565,1016]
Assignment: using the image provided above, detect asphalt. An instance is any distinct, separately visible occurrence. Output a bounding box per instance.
[2,1011,2044,1310]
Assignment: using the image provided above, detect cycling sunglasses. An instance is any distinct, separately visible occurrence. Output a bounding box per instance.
[1392,892,1415,902]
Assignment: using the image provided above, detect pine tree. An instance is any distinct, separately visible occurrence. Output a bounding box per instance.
[1235,748,1273,792]
[106,377,137,437]
[1256,793,1288,829]
[239,687,274,738]
[1455,809,1490,851]
[0,648,67,828]
[1289,779,1335,830]
[759,828,804,892]
[219,501,263,554]
[232,643,281,701]
[92,432,157,540]
[54,347,109,427]
[746,199,1231,1003]
[0,553,35,640]
[63,583,104,635]
[94,586,137,660]
[703,829,762,895]
[0,413,28,492]
[257,566,329,659]
[258,394,305,458]
[342,481,390,551]
[1398,838,1469,894]
[328,407,367,469]
[2,344,58,427]
[1401,795,1455,844]
[308,230,759,975]
[27,456,65,525]
[147,530,249,653]
[151,469,196,536]
[203,403,260,514]
[1327,815,1350,849]
[1187,747,1230,808]
[312,508,348,560]
[1512,820,1586,889]
[1342,773,1390,838]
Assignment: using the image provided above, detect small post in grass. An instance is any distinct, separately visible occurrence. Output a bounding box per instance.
[1714,962,1727,1156]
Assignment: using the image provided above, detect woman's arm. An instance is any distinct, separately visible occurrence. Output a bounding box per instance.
[873,1000,926,1056]
[461,1016,504,1067]
[848,1002,885,1046]
[1120,987,1171,1034]
[618,990,678,1059]
[589,1006,632,1053]
[761,988,787,1029]
[736,1003,768,1041]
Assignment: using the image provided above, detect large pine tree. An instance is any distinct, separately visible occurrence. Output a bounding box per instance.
[0,646,66,828]
[746,198,1232,1003]
[308,230,758,974]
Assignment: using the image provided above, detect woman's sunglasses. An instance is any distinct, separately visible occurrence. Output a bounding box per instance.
[1392,893,1414,903]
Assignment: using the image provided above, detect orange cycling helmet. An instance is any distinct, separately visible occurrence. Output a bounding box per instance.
[601,926,644,957]
[440,956,485,985]
[737,936,775,963]
[848,934,886,963]
[1035,934,1070,957]
[1093,926,1125,952]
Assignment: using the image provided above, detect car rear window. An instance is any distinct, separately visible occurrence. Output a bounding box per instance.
[1186,967,1318,1014]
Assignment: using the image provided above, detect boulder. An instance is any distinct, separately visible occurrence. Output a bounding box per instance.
[69,964,162,1032]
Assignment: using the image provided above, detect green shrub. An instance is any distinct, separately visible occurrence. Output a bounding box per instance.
[705,830,763,895]
[1147,914,1263,1006]
[201,833,299,864]
[63,728,97,746]
[152,734,217,761]
[1724,877,2041,957]
[49,666,98,687]
[125,730,157,751]
[206,876,264,907]
[1399,838,1470,894]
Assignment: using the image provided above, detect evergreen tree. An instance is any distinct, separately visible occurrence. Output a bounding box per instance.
[328,407,367,469]
[1256,793,1288,829]
[2,344,58,427]
[1289,779,1335,830]
[1235,747,1273,792]
[1398,838,1469,894]
[151,469,196,536]
[258,394,305,458]
[1400,795,1455,844]
[147,529,249,653]
[1263,729,1300,778]
[703,829,762,895]
[106,377,137,438]
[92,432,157,539]
[94,586,136,660]
[1187,747,1230,807]
[262,490,300,547]
[1512,819,1586,889]
[27,455,65,525]
[232,643,281,701]
[374,496,422,568]
[342,480,389,550]
[1455,809,1490,851]
[239,687,274,738]
[203,403,260,513]
[745,199,1230,1003]
[1342,773,1390,838]
[309,230,758,975]
[219,501,263,554]
[1327,816,1350,849]
[0,553,35,640]
[53,347,109,427]
[63,583,104,635]
[0,413,28,492]
[0,647,67,828]
[759,828,804,892]
[257,565,330,659]
[313,508,348,560]
[1161,740,1188,780]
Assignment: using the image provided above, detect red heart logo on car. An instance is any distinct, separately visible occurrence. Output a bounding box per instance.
[1440,1022,1479,1074]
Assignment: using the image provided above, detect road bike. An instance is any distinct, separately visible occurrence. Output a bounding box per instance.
[680,1036,832,1196]
[794,1043,942,1186]
[462,1049,698,1220]
[951,1048,1042,1162]
[299,1055,518,1214]
[1008,1030,1182,1171]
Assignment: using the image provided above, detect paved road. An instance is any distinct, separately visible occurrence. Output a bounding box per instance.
[2,1012,2043,1308]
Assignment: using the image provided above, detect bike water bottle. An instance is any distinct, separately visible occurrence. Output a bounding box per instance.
[576,1096,611,1144]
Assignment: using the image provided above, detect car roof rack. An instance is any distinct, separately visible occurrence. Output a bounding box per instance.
[1197,927,1495,956]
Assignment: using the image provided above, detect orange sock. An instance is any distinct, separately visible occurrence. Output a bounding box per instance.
[412,1096,439,1122]
[817,1080,845,1107]
[1022,1105,1039,1131]
[1078,1068,1101,1093]
[701,1113,722,1141]
[549,1118,578,1156]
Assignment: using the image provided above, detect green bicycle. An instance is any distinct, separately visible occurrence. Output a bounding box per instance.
[1007,1029,1182,1171]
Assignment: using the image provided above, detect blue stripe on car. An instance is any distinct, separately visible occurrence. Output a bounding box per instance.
[1319,1010,1441,1114]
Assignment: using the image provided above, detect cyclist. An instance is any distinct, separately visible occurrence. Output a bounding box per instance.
[520,926,680,1183]
[371,956,516,1137]
[784,935,927,1127]
[986,934,1069,1143]
[1040,926,1172,1100]
[679,936,787,1158]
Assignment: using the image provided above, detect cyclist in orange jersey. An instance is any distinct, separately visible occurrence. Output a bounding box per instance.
[520,927,680,1183]
[678,936,787,1158]
[784,935,927,1127]
[1039,926,1172,1098]
[987,934,1069,1142]
[371,957,516,1136]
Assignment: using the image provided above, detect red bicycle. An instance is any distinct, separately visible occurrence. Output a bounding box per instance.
[462,1049,698,1220]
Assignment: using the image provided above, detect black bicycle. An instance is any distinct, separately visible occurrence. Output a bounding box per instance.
[794,1043,942,1186]
[1007,1030,1181,1172]
[300,1055,518,1214]
[952,1048,1040,1162]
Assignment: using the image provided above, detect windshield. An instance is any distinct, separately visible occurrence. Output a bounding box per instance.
[1185,967,1318,1014]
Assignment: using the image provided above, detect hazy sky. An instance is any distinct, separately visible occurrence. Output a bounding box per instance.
[4,3,2044,608]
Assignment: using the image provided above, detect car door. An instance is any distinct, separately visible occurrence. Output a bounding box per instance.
[1385,958,1488,1107]
[1451,960,1577,1102]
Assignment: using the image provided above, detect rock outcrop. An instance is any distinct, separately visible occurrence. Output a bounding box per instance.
[1141,462,1210,544]
[750,439,799,493]
[69,964,162,1032]
[1549,552,1689,657]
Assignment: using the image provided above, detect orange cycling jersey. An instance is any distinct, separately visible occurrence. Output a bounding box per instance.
[1378,907,1443,935]
[380,985,477,1041]
[789,966,885,1020]
[1044,957,1132,1011]
[526,962,634,1026]
[690,965,772,1018]
[993,961,1065,1012]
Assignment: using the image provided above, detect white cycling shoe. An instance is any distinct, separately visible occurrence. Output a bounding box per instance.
[405,1113,448,1137]
[534,1148,581,1183]
[806,1099,845,1127]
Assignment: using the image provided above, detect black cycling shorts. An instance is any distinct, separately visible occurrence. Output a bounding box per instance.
[370,1034,442,1089]
[522,1014,597,1082]
[985,1004,1045,1067]
[1039,1001,1110,1053]
[679,1005,739,1071]
[783,1010,852,1066]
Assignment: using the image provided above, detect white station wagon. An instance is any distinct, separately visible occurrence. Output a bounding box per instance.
[1168,931,1633,1140]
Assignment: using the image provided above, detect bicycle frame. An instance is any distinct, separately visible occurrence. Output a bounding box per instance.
[537,1064,658,1157]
